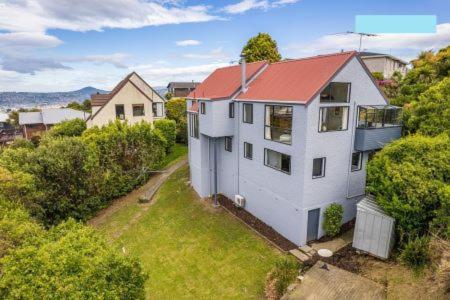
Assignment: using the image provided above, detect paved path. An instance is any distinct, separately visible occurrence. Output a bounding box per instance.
[311,229,354,253]
[282,261,386,300]
[88,158,188,228]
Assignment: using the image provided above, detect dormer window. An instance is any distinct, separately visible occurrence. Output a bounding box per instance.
[320,82,350,103]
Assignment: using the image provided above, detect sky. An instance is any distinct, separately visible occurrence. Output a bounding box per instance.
[0,0,449,92]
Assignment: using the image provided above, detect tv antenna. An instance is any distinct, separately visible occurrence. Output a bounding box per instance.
[329,31,378,52]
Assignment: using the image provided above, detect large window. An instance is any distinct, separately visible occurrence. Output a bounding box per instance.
[189,113,199,139]
[320,82,350,103]
[229,103,235,118]
[115,104,125,120]
[265,105,293,145]
[152,102,164,117]
[132,104,145,116]
[243,103,253,124]
[312,157,326,178]
[319,106,349,132]
[264,148,291,174]
[357,106,402,128]
[244,142,253,159]
[200,102,206,114]
[225,137,232,152]
[351,152,362,171]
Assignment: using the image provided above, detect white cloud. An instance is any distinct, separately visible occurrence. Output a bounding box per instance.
[175,39,201,46]
[182,47,228,60]
[1,55,71,74]
[65,53,132,69]
[284,23,450,62]
[0,32,62,54]
[222,0,299,14]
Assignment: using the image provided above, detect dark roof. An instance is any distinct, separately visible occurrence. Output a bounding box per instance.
[167,82,201,89]
[91,73,133,106]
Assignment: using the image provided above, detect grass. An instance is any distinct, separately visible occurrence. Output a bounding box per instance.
[156,143,188,170]
[97,166,286,299]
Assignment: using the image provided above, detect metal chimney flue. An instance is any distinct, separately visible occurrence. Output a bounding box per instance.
[240,53,247,93]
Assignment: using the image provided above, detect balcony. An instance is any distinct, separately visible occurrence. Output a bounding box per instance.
[354,105,402,151]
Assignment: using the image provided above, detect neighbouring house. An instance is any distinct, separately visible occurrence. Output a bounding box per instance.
[87,72,165,128]
[359,52,408,79]
[186,51,402,246]
[167,82,200,98]
[0,112,20,145]
[19,108,90,139]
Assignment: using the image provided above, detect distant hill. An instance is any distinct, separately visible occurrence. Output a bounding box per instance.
[0,87,109,110]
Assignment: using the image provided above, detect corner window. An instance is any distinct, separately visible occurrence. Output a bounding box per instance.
[312,157,326,178]
[319,106,349,132]
[243,103,253,124]
[320,82,350,103]
[200,102,206,114]
[225,137,232,152]
[244,142,253,159]
[115,104,125,120]
[188,113,199,139]
[264,148,291,174]
[132,104,145,117]
[152,103,164,117]
[351,152,362,171]
[229,103,235,118]
[265,105,293,145]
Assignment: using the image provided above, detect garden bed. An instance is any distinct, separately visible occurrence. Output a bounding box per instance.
[217,194,297,251]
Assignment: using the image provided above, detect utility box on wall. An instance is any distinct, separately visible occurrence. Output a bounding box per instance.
[353,196,395,259]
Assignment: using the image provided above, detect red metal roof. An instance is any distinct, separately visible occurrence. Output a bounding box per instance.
[187,61,267,99]
[236,51,357,103]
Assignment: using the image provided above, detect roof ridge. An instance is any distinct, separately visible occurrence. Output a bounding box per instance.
[214,60,267,71]
[270,51,356,65]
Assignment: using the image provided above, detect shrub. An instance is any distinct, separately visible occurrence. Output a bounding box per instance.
[48,118,87,137]
[399,236,431,269]
[265,257,300,299]
[8,138,34,150]
[371,71,384,80]
[323,203,344,237]
[0,219,147,299]
[166,98,188,144]
[154,119,176,152]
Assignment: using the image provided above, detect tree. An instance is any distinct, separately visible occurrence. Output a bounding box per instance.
[371,72,384,80]
[82,99,92,112]
[166,98,188,144]
[242,33,281,63]
[165,92,173,101]
[47,118,87,137]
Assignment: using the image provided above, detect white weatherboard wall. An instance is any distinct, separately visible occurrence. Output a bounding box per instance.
[353,196,395,259]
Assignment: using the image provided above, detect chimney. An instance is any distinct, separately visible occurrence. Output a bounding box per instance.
[240,53,247,93]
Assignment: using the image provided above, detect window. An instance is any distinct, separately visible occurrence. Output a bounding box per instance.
[132,104,145,117]
[320,82,350,103]
[319,106,349,132]
[312,157,326,178]
[357,106,402,128]
[229,103,235,118]
[200,102,206,114]
[244,142,253,159]
[225,137,232,152]
[152,103,164,117]
[188,113,199,139]
[243,103,253,124]
[265,105,293,145]
[351,152,362,171]
[264,148,291,174]
[115,104,125,120]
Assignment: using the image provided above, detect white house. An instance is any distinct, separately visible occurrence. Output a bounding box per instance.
[359,52,408,79]
[87,72,165,128]
[186,51,402,246]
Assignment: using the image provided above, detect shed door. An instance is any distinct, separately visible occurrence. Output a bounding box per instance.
[307,208,320,242]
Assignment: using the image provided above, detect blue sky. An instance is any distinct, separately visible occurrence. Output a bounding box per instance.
[0,0,449,92]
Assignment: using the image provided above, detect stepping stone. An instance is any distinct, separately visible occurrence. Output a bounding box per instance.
[289,249,310,262]
[299,245,313,253]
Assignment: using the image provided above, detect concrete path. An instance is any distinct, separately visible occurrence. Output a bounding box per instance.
[88,158,188,228]
[311,229,354,253]
[282,261,386,300]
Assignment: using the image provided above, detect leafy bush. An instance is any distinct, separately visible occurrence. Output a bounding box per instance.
[371,71,384,80]
[0,219,147,299]
[8,138,34,150]
[367,134,450,243]
[399,236,431,269]
[265,257,300,299]
[154,119,176,152]
[323,203,344,237]
[166,98,188,144]
[48,118,87,137]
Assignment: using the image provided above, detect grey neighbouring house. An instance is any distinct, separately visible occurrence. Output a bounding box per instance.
[167,82,200,98]
[359,52,408,79]
[186,51,402,246]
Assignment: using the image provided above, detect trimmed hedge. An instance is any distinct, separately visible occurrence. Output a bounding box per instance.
[154,119,176,152]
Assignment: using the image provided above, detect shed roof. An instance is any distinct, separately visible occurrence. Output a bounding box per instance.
[19,108,89,125]
[357,196,394,219]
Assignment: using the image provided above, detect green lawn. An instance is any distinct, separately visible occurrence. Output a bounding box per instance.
[97,166,286,299]
[156,143,188,169]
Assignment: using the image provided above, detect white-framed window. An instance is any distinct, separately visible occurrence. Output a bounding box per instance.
[243,103,253,124]
[132,104,145,116]
[225,137,232,152]
[244,142,253,159]
[312,157,326,178]
[351,152,362,171]
[320,82,351,103]
[264,148,291,174]
[319,106,349,132]
[264,105,293,145]
[152,102,164,117]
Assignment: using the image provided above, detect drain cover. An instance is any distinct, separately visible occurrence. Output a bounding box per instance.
[317,248,333,257]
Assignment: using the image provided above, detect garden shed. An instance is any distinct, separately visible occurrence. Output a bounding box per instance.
[352,196,395,259]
